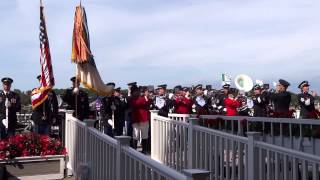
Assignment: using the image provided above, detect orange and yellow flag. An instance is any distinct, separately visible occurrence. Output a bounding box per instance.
[71,5,113,96]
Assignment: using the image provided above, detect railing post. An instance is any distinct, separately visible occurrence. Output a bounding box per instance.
[150,110,159,160]
[238,119,244,136]
[115,136,131,180]
[247,132,261,180]
[188,118,199,169]
[65,110,74,176]
[183,169,210,180]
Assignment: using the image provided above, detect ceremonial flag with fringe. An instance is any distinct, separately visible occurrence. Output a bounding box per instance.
[71,5,112,96]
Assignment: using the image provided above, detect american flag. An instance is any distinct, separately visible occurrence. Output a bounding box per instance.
[32,4,55,109]
[39,5,54,89]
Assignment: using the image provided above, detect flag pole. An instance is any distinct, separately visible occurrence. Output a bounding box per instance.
[40,0,47,126]
[74,0,82,119]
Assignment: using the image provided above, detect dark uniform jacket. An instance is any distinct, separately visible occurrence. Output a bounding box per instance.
[0,91,21,131]
[154,95,172,117]
[210,92,227,114]
[193,95,212,115]
[297,92,316,119]
[100,96,125,128]
[268,91,291,117]
[63,88,89,121]
[32,90,58,125]
[252,92,269,117]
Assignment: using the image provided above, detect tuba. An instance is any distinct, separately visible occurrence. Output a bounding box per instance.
[234,74,254,92]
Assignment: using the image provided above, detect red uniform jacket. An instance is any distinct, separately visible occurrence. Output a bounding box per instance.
[225,98,240,116]
[130,96,151,124]
[174,97,193,114]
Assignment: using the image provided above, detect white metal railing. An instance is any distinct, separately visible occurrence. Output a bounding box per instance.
[151,111,320,180]
[168,113,320,155]
[249,132,320,180]
[65,110,210,180]
[122,145,188,180]
[198,115,320,155]
[65,111,87,176]
[152,110,249,180]
[151,113,189,171]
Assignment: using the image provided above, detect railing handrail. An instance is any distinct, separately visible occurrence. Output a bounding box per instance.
[155,114,248,143]
[255,141,320,163]
[168,113,192,118]
[155,114,190,127]
[122,146,187,180]
[88,127,118,147]
[199,115,320,125]
[193,123,248,143]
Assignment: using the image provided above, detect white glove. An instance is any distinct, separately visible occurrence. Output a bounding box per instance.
[257,97,262,103]
[168,93,174,100]
[73,87,79,95]
[300,98,305,102]
[305,98,311,106]
[108,119,114,127]
[2,119,8,129]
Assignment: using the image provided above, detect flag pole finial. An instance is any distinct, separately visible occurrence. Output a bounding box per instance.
[40,0,43,6]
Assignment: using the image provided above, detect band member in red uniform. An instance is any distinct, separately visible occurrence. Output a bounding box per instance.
[268,79,292,118]
[297,81,318,119]
[224,88,241,116]
[173,86,193,114]
[130,86,152,153]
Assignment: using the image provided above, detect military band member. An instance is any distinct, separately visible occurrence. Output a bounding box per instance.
[154,84,172,117]
[212,84,230,114]
[114,87,127,128]
[268,79,292,118]
[0,78,21,139]
[100,82,118,136]
[193,84,211,115]
[130,86,152,152]
[173,87,193,114]
[32,75,58,135]
[297,81,318,119]
[224,88,240,116]
[62,77,89,121]
[110,87,126,136]
[252,85,269,117]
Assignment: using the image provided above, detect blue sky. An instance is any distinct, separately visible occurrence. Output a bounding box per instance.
[0,0,319,92]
